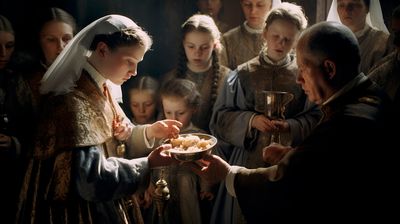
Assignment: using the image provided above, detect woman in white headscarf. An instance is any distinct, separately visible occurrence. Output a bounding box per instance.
[327,0,391,74]
[15,14,182,224]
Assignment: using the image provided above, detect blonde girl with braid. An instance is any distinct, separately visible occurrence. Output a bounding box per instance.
[124,75,160,125]
[162,14,231,133]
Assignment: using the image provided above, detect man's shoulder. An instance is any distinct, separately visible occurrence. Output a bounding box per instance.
[343,81,391,124]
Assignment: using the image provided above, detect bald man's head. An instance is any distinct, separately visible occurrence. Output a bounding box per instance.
[297,21,360,87]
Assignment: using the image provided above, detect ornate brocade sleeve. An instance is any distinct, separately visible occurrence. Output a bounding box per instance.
[74,146,150,201]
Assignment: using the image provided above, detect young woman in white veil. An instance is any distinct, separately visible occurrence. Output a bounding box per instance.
[326,0,392,74]
[16,14,182,224]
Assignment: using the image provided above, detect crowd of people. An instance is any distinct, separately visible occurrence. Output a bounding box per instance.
[0,0,398,223]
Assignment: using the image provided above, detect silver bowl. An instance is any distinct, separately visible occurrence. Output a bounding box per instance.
[167,133,217,162]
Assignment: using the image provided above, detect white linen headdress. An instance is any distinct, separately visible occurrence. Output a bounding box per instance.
[40,14,139,96]
[272,0,282,8]
[326,0,389,34]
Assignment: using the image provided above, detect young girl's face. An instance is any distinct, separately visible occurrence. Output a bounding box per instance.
[241,0,272,29]
[0,31,15,70]
[39,21,74,66]
[198,0,223,18]
[129,89,157,124]
[183,30,215,71]
[263,19,300,62]
[162,96,195,129]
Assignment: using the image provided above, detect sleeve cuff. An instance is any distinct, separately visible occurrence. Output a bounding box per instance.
[225,165,244,198]
[246,113,256,138]
[144,126,155,148]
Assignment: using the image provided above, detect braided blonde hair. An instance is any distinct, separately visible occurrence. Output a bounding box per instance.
[176,14,222,106]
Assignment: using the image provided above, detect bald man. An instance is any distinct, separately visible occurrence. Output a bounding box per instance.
[190,21,395,223]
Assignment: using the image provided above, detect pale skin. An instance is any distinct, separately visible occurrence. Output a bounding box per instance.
[0,30,15,149]
[197,0,223,21]
[0,30,15,69]
[129,89,157,124]
[241,0,272,30]
[88,41,182,144]
[183,30,216,73]
[162,96,195,130]
[336,0,369,33]
[251,19,301,134]
[39,20,74,66]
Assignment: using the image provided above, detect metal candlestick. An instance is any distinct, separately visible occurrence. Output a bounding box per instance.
[153,169,170,218]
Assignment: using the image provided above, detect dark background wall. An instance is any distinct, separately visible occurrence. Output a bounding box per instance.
[0,0,398,80]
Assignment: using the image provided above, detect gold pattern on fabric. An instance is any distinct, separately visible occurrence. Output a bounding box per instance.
[32,72,124,201]
[49,151,72,201]
[34,72,118,159]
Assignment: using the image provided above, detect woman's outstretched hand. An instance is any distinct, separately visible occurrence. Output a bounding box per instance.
[146,119,182,140]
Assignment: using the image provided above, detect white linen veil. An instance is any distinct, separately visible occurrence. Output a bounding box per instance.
[326,0,389,34]
[272,0,282,8]
[40,14,138,98]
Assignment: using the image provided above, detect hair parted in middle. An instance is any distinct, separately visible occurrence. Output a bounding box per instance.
[160,78,201,111]
[176,13,222,106]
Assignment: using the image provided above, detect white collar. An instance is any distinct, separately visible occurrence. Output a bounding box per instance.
[263,49,290,66]
[354,24,370,38]
[243,21,264,34]
[83,61,123,103]
[83,60,107,90]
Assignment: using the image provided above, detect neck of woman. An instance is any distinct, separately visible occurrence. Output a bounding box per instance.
[187,60,212,73]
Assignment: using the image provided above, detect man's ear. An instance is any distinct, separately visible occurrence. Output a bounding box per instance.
[323,59,336,80]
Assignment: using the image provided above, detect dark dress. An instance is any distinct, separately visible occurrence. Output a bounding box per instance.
[0,67,35,223]
[234,75,396,223]
[16,72,152,224]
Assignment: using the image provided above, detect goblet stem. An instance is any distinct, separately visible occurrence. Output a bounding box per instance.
[270,131,280,144]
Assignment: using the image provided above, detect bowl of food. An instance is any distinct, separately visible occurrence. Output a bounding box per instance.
[166,133,217,162]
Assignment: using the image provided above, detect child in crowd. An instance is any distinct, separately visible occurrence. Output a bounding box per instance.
[196,0,230,33]
[161,79,203,134]
[220,0,281,69]
[163,14,230,133]
[209,3,321,223]
[150,78,212,224]
[124,75,160,125]
[24,7,77,104]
